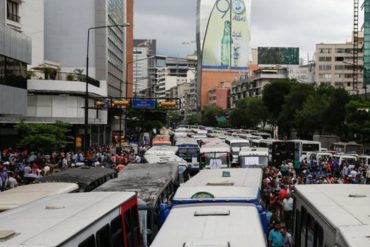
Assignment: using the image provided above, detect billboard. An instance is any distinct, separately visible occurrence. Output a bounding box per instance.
[198,0,251,70]
[258,47,299,65]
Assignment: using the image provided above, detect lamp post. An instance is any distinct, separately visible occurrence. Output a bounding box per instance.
[84,23,130,158]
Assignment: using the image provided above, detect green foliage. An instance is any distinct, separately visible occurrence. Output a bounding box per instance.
[262,79,293,123]
[15,121,73,152]
[187,113,201,125]
[126,109,167,131]
[66,73,75,81]
[295,93,330,138]
[230,97,268,129]
[278,83,315,137]
[27,70,36,79]
[345,99,370,140]
[201,105,224,126]
[73,68,85,81]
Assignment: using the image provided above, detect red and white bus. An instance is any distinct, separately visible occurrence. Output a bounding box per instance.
[0,192,140,247]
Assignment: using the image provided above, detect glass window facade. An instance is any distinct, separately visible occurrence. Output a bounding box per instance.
[365,0,370,85]
[0,55,27,89]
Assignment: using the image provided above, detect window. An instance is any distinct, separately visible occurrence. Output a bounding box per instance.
[318,73,332,79]
[111,216,124,247]
[0,55,27,89]
[7,0,20,22]
[79,235,96,247]
[335,57,344,62]
[97,224,111,247]
[124,206,140,247]
[319,48,331,54]
[319,65,331,71]
[319,56,331,62]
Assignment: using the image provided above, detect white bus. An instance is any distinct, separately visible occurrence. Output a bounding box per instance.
[0,192,140,247]
[0,182,79,212]
[239,147,269,168]
[175,137,200,172]
[144,145,179,156]
[172,168,263,205]
[94,162,181,247]
[294,185,370,247]
[292,140,322,157]
[224,137,250,166]
[150,203,267,247]
[332,141,364,155]
[199,143,231,169]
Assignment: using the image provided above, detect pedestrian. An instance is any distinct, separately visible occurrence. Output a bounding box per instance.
[281,226,294,247]
[282,193,294,231]
[268,222,284,247]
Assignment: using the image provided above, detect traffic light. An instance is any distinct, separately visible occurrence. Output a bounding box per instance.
[112,100,130,107]
[159,101,177,108]
[95,100,104,109]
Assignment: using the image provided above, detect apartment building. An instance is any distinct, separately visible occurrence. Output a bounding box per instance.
[314,39,364,93]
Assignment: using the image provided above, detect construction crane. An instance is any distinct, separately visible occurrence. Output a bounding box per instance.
[353,0,360,95]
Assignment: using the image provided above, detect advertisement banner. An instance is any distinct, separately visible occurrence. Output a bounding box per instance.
[258,47,300,65]
[200,0,251,71]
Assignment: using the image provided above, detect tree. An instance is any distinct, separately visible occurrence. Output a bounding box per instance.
[295,93,330,138]
[262,79,293,123]
[279,83,315,137]
[201,105,223,126]
[187,113,201,125]
[230,98,269,129]
[15,121,73,152]
[345,99,370,141]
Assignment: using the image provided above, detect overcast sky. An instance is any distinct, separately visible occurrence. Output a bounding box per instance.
[134,0,355,62]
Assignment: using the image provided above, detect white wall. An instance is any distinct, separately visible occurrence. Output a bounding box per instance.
[44,0,96,69]
[22,0,44,67]
[28,79,108,97]
[27,94,107,124]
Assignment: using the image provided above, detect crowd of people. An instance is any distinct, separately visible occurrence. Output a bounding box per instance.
[0,145,148,191]
[264,156,370,247]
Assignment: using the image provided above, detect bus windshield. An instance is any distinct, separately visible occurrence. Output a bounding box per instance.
[201,153,229,168]
[240,156,268,167]
[302,143,320,152]
[178,148,198,157]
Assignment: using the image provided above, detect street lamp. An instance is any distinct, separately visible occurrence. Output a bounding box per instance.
[84,23,130,158]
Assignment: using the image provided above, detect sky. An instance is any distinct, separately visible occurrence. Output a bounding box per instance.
[134,0,355,62]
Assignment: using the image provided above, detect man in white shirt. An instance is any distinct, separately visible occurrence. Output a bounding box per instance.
[282,193,294,231]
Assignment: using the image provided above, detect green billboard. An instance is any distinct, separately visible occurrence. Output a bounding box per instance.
[258,47,299,65]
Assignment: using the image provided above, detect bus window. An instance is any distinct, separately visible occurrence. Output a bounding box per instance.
[307,212,315,247]
[96,224,111,247]
[124,207,140,247]
[111,216,124,247]
[295,209,301,245]
[301,207,307,247]
[314,222,324,247]
[79,235,96,247]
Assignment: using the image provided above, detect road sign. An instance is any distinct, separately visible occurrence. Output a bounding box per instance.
[132,99,156,109]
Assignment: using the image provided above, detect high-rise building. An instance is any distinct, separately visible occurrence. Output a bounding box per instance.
[0,0,32,147]
[133,39,156,96]
[44,0,131,98]
[314,37,364,93]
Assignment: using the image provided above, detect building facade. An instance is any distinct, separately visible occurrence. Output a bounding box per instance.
[133,39,156,96]
[207,81,231,110]
[314,39,364,93]
[0,0,32,148]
